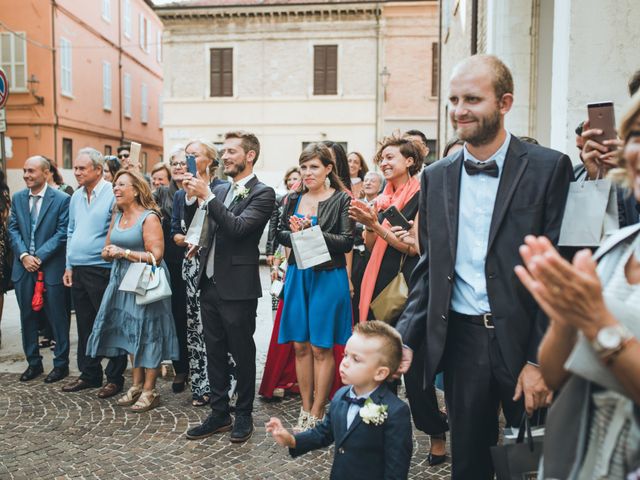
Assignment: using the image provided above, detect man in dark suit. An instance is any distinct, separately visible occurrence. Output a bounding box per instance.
[8,156,70,383]
[183,131,275,443]
[395,55,573,479]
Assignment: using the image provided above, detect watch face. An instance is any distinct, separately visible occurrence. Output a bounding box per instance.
[598,327,622,349]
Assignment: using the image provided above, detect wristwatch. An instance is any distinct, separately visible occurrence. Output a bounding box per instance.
[591,324,634,365]
[124,249,131,260]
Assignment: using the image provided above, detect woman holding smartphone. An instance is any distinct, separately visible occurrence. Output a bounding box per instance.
[349,134,449,466]
[276,143,354,429]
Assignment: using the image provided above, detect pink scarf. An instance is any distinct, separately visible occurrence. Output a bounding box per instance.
[358,176,420,322]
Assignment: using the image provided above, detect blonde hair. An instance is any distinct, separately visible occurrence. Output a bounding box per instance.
[151,162,171,179]
[113,170,161,216]
[185,139,219,168]
[608,91,640,185]
[352,321,403,378]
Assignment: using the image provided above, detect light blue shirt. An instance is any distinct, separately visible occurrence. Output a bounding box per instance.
[66,179,114,269]
[450,132,511,315]
[346,385,378,429]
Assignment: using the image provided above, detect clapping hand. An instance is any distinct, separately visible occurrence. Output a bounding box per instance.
[348,199,378,228]
[289,215,312,232]
[265,417,296,448]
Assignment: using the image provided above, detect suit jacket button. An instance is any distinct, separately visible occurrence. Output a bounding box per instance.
[338,447,345,454]
[447,275,453,282]
[488,273,496,279]
[441,314,447,322]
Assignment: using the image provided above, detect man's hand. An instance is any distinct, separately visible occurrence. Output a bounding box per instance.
[392,346,414,379]
[21,255,41,273]
[184,175,211,201]
[63,269,73,287]
[265,417,296,448]
[513,363,553,416]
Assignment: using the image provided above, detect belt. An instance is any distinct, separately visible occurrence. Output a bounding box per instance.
[450,311,495,329]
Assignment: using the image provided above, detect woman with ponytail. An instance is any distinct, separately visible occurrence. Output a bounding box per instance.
[276,143,354,429]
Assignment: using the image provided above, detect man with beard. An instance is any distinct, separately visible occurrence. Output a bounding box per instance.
[394,55,573,479]
[182,131,275,443]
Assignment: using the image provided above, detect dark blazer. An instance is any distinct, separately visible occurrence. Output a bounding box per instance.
[395,136,574,383]
[290,383,413,480]
[187,176,274,300]
[277,190,354,271]
[8,186,70,287]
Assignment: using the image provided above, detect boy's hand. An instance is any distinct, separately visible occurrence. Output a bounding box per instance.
[266,417,296,448]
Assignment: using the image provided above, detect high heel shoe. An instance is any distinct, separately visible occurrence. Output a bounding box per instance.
[428,432,447,466]
[294,408,310,432]
[172,375,187,393]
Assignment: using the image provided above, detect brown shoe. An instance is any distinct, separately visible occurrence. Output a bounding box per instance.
[62,378,101,393]
[97,383,123,399]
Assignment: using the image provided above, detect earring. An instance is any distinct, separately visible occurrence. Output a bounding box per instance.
[324,177,330,189]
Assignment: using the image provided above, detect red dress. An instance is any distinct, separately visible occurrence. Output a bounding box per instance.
[259,298,346,399]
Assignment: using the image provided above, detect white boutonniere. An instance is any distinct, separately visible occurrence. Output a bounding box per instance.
[359,398,388,426]
[235,185,250,200]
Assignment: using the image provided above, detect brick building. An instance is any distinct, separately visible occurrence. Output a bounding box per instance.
[1,0,164,191]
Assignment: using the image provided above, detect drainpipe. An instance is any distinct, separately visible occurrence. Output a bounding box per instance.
[51,0,59,164]
[118,0,124,145]
[374,2,381,146]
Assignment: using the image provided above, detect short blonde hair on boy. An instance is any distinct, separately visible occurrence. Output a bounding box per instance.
[353,321,403,377]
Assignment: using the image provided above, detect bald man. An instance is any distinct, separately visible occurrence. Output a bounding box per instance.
[395,55,574,479]
[8,156,70,384]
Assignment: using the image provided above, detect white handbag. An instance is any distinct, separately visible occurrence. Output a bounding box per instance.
[119,262,152,295]
[135,253,173,305]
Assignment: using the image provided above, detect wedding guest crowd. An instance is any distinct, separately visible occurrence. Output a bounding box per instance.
[1,53,640,480]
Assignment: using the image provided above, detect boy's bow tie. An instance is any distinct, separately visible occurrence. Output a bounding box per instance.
[343,396,366,407]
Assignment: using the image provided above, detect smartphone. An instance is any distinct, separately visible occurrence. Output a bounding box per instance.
[587,101,616,146]
[381,206,412,230]
[186,154,197,176]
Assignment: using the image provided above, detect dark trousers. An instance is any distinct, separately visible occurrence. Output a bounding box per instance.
[443,312,524,480]
[72,266,127,386]
[167,260,188,376]
[200,279,257,416]
[404,340,449,435]
[15,275,70,369]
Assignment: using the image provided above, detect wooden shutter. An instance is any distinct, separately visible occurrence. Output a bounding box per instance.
[314,45,337,95]
[431,42,439,97]
[210,48,233,97]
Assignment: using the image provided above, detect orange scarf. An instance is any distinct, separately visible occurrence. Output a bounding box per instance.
[358,176,420,323]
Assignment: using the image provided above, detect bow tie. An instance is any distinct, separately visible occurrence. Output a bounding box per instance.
[343,395,366,407]
[463,159,499,178]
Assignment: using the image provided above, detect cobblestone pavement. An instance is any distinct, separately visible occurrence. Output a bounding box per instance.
[0,373,451,479]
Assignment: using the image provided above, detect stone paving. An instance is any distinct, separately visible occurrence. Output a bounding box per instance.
[0,373,451,479]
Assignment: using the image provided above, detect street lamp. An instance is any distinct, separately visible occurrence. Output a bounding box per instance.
[380,66,391,102]
[27,74,44,105]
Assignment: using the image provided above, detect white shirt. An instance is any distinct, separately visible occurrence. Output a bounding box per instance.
[346,385,378,429]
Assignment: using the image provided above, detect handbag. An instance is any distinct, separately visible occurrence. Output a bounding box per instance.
[559,177,619,247]
[290,225,331,270]
[490,413,544,480]
[118,262,152,295]
[135,253,172,305]
[184,207,209,247]
[370,255,408,325]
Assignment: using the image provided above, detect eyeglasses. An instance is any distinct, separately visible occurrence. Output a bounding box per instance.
[171,161,187,167]
[118,153,130,159]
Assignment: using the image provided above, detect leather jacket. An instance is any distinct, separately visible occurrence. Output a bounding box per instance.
[277,190,354,271]
[266,195,284,256]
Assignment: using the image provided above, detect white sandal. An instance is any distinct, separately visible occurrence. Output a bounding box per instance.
[116,385,143,406]
[130,389,160,413]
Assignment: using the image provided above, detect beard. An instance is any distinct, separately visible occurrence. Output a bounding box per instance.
[453,107,502,146]
[224,158,247,178]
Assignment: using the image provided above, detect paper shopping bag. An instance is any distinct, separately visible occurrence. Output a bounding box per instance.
[290,225,331,269]
[184,208,209,247]
[491,414,543,480]
[118,262,152,295]
[558,179,619,247]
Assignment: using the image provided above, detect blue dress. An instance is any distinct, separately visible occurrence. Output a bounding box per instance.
[87,210,179,368]
[278,200,352,348]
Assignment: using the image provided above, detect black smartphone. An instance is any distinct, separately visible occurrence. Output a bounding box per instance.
[587,101,616,146]
[381,206,412,230]
[186,154,197,176]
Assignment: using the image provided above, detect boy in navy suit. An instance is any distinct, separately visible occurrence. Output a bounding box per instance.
[267,321,413,480]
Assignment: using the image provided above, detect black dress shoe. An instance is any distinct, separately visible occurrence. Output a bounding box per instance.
[44,367,69,384]
[62,378,101,392]
[428,432,447,466]
[185,413,233,440]
[20,365,44,382]
[230,414,254,443]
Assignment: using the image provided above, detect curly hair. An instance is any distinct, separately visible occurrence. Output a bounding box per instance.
[374,133,424,176]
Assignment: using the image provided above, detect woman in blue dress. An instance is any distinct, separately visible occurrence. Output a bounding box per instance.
[87,170,178,413]
[277,143,354,429]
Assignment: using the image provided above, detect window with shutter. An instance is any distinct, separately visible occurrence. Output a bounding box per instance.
[431,42,439,97]
[313,45,337,95]
[210,48,233,97]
